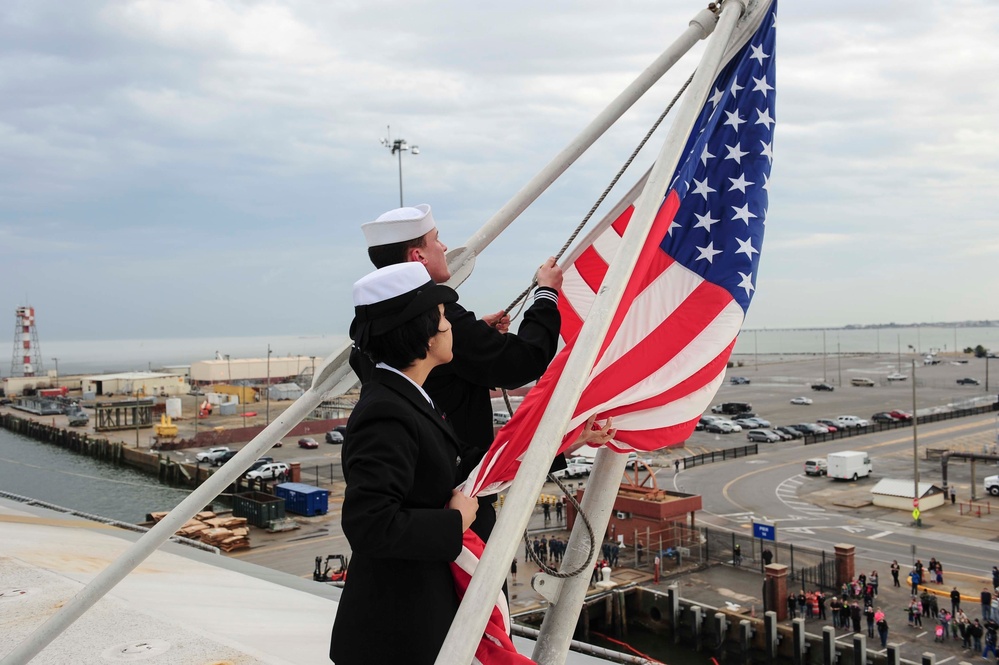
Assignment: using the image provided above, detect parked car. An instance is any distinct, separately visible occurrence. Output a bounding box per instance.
[775,426,804,440]
[747,429,781,443]
[245,461,290,480]
[734,416,772,429]
[810,383,834,391]
[704,420,739,434]
[214,450,239,466]
[247,457,274,472]
[196,447,231,464]
[790,396,813,405]
[791,423,827,435]
[771,428,795,441]
[985,475,999,497]
[730,376,751,385]
[835,415,869,429]
[815,419,839,433]
[871,412,897,424]
[850,378,876,387]
[493,411,511,424]
[804,459,828,476]
[325,430,345,444]
[957,377,980,386]
[298,437,319,449]
[889,410,913,421]
[625,452,653,469]
[886,372,907,381]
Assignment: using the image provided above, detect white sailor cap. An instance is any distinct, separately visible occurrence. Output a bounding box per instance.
[361,204,436,247]
[350,263,457,348]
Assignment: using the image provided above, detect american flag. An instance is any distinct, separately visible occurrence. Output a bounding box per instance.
[463,2,777,498]
[452,3,776,662]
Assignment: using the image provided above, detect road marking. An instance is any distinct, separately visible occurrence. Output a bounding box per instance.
[936,657,955,664]
[782,527,815,534]
[914,631,927,638]
[840,526,864,534]
[868,531,893,540]
[720,416,992,511]
[718,512,755,517]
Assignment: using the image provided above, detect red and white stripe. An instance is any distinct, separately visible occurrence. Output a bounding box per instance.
[463,190,742,498]
[450,531,532,665]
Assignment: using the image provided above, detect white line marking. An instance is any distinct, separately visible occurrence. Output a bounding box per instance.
[914,631,927,638]
[868,531,893,540]
[936,657,954,664]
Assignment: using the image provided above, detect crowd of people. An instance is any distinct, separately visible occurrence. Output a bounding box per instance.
[528,535,568,565]
[898,558,999,657]
[781,561,999,655]
[785,569,889,647]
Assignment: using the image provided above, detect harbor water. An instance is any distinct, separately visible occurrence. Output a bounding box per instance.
[0,427,188,523]
[18,326,999,378]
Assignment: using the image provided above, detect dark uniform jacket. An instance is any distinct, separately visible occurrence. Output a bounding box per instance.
[350,289,561,541]
[330,368,465,665]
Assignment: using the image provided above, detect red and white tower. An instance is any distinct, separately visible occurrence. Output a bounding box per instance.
[10,306,44,378]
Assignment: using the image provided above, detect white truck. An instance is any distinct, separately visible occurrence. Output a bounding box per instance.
[551,458,593,480]
[827,451,872,481]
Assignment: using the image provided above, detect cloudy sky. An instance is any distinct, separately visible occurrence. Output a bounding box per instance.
[2,0,997,347]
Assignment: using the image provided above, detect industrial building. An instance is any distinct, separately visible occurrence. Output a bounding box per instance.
[189,357,322,385]
[81,372,190,397]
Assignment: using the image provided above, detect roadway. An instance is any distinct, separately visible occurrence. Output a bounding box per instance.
[667,413,999,581]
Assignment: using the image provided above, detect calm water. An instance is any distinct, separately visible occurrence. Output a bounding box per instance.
[733,325,999,356]
[0,427,189,523]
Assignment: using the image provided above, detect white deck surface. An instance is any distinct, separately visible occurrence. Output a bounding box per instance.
[0,498,612,664]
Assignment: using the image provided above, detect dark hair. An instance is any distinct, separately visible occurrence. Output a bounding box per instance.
[367,234,427,269]
[361,305,442,369]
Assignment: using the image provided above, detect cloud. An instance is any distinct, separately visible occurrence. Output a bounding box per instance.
[0,0,997,346]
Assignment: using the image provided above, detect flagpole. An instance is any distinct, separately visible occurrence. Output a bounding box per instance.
[434,1,754,663]
[442,6,719,288]
[534,1,761,661]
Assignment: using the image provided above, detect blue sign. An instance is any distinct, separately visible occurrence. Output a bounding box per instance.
[753,522,775,541]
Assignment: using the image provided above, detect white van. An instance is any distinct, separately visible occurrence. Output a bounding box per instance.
[493,411,511,425]
[827,451,872,481]
[850,378,875,387]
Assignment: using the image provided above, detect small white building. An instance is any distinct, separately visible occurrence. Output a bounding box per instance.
[268,383,304,401]
[81,372,190,397]
[870,479,945,511]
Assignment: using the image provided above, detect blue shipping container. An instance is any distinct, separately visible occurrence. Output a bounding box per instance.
[275,482,329,517]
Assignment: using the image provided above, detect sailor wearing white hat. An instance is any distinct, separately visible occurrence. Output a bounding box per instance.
[352,203,563,544]
[331,261,479,665]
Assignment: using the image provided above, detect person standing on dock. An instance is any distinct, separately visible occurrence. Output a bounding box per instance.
[353,204,563,543]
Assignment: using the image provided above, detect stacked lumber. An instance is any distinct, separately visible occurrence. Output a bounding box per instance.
[146,510,250,551]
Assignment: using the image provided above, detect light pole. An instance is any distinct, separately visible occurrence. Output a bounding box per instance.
[837,341,842,387]
[266,344,272,426]
[380,125,419,206]
[52,357,59,387]
[822,330,827,381]
[912,359,921,527]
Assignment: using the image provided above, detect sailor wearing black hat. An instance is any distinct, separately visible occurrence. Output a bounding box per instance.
[331,262,479,665]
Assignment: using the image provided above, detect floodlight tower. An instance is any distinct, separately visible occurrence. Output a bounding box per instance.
[10,306,44,377]
[380,125,419,207]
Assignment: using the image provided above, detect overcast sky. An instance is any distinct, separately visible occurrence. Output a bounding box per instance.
[2,0,997,346]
